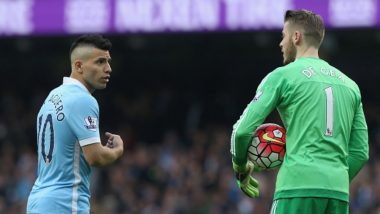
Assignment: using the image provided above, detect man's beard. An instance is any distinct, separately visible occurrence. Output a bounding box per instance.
[283,42,297,65]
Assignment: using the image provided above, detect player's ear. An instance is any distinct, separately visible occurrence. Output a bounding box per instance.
[293,31,302,45]
[73,60,84,74]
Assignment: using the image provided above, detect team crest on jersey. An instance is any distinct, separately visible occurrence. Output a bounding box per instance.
[84,116,97,131]
[252,91,263,102]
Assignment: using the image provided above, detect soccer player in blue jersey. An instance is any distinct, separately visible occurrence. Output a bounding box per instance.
[27,35,124,214]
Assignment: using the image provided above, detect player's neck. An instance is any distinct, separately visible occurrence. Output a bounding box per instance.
[296,46,319,60]
[69,74,95,94]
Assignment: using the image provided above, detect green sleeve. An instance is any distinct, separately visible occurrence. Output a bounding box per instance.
[230,70,286,166]
[348,102,369,182]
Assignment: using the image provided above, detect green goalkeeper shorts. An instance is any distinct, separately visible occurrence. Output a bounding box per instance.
[270,197,349,214]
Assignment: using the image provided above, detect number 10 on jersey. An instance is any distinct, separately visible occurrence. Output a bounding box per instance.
[38,114,55,164]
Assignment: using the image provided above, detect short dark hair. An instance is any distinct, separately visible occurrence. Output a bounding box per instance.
[69,34,112,56]
[284,10,325,48]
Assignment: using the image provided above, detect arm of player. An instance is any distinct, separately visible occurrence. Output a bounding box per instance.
[82,132,124,167]
[348,103,369,182]
[230,70,286,198]
[231,70,286,167]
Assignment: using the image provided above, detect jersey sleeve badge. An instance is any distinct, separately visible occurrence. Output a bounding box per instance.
[252,91,263,102]
[84,116,98,131]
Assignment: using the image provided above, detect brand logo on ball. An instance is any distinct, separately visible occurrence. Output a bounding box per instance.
[248,123,286,170]
[262,133,284,144]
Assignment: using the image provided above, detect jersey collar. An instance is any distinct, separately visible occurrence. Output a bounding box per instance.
[62,77,91,94]
[295,57,320,62]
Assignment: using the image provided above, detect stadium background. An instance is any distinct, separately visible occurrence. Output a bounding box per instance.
[1,1,380,213]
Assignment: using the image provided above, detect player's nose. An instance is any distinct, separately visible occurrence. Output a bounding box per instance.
[279,43,284,52]
[105,63,112,73]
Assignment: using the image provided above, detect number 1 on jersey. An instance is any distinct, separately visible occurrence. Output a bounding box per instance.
[324,87,334,136]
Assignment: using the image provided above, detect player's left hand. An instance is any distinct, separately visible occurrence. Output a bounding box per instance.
[233,161,259,198]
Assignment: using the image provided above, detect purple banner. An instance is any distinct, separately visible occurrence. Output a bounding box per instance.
[0,0,379,36]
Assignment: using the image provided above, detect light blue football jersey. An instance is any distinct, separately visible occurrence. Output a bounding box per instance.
[27,77,101,214]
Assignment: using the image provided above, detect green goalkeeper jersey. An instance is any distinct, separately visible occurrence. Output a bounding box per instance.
[231,57,369,202]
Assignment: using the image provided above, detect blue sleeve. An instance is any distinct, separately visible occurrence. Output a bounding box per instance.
[67,95,101,146]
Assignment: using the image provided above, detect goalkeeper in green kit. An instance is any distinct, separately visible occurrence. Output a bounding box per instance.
[230,9,369,214]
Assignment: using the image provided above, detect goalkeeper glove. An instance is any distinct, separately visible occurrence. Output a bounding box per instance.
[233,161,259,198]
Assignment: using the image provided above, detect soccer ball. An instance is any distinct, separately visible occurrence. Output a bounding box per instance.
[248,123,286,170]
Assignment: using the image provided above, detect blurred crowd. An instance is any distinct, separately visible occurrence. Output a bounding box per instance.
[1,32,380,213]
[0,87,379,214]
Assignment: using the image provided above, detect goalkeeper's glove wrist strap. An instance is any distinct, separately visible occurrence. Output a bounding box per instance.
[232,160,247,173]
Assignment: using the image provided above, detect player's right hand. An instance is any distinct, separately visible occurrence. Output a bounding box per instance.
[233,161,259,198]
[105,132,124,155]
